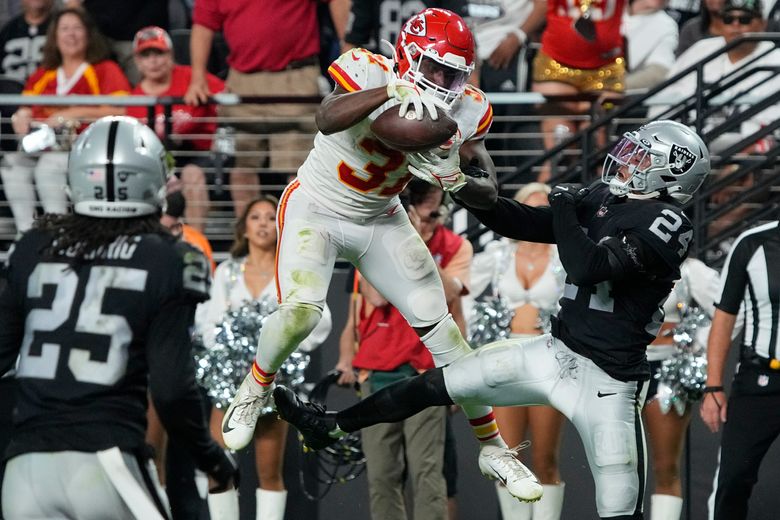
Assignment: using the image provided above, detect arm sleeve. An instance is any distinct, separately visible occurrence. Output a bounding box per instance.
[462,196,556,243]
[147,299,224,472]
[714,236,752,315]
[196,261,230,346]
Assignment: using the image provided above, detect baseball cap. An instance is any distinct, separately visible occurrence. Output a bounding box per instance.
[133,26,173,54]
[721,0,763,16]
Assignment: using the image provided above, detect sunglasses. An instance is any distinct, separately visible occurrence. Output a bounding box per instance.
[721,13,757,24]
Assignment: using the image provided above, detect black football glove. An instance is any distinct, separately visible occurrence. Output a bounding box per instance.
[207,448,240,493]
[548,183,590,206]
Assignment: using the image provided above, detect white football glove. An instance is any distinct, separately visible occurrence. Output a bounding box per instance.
[386,75,439,121]
[406,148,466,192]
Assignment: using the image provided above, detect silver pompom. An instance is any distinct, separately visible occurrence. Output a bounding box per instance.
[193,296,310,412]
[655,307,710,415]
[468,296,515,348]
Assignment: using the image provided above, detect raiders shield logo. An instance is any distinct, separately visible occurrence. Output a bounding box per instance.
[407,16,427,36]
[669,144,696,175]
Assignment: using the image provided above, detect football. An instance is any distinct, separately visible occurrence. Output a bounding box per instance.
[370,105,458,153]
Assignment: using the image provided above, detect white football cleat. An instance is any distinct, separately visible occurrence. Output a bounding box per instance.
[221,374,274,450]
[478,444,543,503]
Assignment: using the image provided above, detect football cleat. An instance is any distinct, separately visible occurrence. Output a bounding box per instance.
[478,444,543,503]
[274,385,340,450]
[221,374,274,450]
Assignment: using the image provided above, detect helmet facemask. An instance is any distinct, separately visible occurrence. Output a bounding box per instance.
[399,42,473,108]
[603,133,666,198]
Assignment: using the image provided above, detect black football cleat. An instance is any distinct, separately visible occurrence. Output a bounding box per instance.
[274,385,340,450]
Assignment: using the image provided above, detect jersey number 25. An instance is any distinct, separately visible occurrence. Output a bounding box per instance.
[17,263,147,385]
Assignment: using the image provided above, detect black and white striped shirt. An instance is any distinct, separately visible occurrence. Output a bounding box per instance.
[715,220,780,360]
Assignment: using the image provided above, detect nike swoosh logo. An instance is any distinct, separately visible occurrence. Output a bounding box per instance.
[597,391,617,398]
[222,409,236,434]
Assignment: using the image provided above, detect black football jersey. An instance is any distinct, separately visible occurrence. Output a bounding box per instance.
[553,184,693,381]
[0,230,210,457]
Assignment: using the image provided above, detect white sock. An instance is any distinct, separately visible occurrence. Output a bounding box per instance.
[421,315,503,447]
[650,494,683,520]
[256,488,287,520]
[495,482,532,520]
[532,483,565,520]
[207,488,239,520]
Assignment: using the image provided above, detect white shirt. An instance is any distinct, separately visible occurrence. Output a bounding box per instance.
[623,10,679,71]
[466,0,535,60]
[647,38,780,135]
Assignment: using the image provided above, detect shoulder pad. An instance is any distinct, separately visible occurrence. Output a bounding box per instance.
[328,48,392,92]
[462,86,493,140]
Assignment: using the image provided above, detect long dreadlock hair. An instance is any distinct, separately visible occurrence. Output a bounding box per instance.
[35,212,171,264]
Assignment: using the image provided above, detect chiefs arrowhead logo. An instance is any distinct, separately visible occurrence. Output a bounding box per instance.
[669,144,696,175]
[406,16,427,36]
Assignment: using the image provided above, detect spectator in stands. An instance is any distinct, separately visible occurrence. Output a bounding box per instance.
[466,183,567,520]
[676,0,727,56]
[197,196,332,520]
[0,7,129,234]
[64,0,168,83]
[531,0,626,182]
[650,0,779,238]
[468,0,546,173]
[0,0,53,82]
[185,0,350,216]
[343,1,466,55]
[127,26,223,234]
[623,0,679,89]
[335,181,470,520]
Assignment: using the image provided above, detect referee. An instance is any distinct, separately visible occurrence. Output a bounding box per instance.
[700,218,780,520]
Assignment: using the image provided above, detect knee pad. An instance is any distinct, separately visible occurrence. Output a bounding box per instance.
[591,421,640,516]
[420,314,472,367]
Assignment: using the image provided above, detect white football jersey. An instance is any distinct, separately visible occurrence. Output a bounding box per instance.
[296,48,493,220]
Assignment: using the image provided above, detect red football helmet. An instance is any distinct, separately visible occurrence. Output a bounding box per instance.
[394,8,475,108]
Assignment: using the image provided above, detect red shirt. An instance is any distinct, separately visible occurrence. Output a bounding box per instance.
[352,226,464,372]
[127,65,224,151]
[23,60,130,120]
[541,0,625,69]
[193,0,321,73]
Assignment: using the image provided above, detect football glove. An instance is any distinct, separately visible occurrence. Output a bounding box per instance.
[548,183,590,206]
[386,75,439,121]
[407,148,466,192]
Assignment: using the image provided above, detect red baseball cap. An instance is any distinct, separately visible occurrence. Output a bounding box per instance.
[133,26,173,54]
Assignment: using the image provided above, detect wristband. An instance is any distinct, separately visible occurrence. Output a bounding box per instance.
[509,27,528,45]
[703,386,724,393]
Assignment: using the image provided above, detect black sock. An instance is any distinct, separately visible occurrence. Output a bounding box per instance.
[336,368,453,432]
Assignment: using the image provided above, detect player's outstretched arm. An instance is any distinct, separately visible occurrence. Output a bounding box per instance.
[316,85,392,135]
[451,140,556,242]
[547,184,672,285]
[147,299,237,490]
